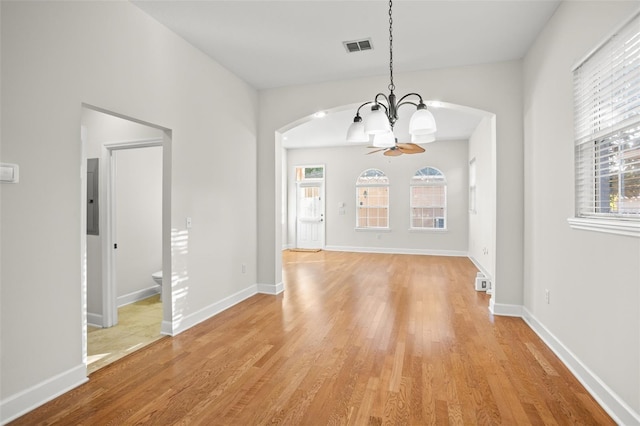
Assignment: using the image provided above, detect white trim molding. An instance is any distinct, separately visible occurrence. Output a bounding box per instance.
[160,320,174,337]
[407,228,448,233]
[468,255,492,282]
[489,299,523,317]
[257,282,285,295]
[0,364,88,425]
[568,217,640,238]
[324,245,467,257]
[86,313,103,328]
[522,308,640,425]
[159,280,284,336]
[116,286,161,308]
[167,284,258,336]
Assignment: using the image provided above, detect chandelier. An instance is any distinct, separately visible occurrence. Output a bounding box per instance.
[346,0,436,153]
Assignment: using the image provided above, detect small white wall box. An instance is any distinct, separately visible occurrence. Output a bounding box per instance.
[475,272,490,291]
[0,163,19,183]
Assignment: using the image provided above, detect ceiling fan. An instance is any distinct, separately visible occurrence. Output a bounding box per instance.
[367,142,426,156]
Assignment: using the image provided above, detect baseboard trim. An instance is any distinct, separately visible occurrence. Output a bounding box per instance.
[468,255,492,281]
[324,245,467,257]
[257,281,285,295]
[522,308,640,425]
[168,284,258,336]
[0,364,87,425]
[489,299,523,317]
[160,320,173,336]
[116,285,160,308]
[86,312,103,328]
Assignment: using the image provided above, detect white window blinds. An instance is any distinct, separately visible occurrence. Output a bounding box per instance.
[574,12,640,219]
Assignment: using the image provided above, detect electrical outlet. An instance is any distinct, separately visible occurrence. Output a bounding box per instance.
[241,264,246,274]
[545,289,550,304]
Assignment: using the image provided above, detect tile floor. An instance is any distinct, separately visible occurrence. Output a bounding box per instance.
[87,295,164,374]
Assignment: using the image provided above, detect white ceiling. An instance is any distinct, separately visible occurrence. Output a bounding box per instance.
[132,0,560,147]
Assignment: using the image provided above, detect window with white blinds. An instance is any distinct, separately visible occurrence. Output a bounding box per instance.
[573,12,640,223]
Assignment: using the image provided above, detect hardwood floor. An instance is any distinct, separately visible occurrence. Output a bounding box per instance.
[11,251,612,425]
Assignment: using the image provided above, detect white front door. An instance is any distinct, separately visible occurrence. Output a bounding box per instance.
[296,182,324,249]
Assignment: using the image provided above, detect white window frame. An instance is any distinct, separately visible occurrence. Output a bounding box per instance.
[355,168,390,230]
[409,167,447,231]
[570,11,640,238]
[295,165,325,182]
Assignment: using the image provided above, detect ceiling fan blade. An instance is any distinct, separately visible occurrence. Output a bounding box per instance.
[397,147,422,155]
[367,148,386,155]
[384,149,403,156]
[396,143,426,154]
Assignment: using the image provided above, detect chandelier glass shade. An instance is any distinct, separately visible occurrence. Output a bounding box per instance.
[409,106,437,135]
[364,105,392,135]
[411,133,436,144]
[346,0,436,144]
[373,132,396,148]
[346,117,368,142]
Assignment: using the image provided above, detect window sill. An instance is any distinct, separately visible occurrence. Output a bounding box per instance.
[567,217,640,238]
[408,228,448,233]
[355,228,391,232]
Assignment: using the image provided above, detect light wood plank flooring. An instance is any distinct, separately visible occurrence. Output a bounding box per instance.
[11,251,613,425]
[87,294,163,374]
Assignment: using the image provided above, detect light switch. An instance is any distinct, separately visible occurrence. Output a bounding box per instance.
[0,163,19,183]
[186,217,192,229]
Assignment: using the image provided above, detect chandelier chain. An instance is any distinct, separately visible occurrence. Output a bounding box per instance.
[346,0,434,151]
[388,0,394,92]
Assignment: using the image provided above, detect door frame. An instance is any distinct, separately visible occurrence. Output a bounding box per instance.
[81,103,174,375]
[294,165,326,249]
[295,180,325,249]
[102,139,163,327]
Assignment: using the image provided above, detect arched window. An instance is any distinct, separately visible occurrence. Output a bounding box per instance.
[356,169,389,228]
[410,167,446,229]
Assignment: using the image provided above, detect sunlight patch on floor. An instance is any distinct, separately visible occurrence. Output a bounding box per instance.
[86,353,111,364]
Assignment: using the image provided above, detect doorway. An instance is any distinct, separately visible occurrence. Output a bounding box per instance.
[296,182,325,249]
[81,105,171,374]
[294,165,325,250]
[103,140,163,327]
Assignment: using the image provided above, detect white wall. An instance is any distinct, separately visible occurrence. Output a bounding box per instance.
[286,141,469,255]
[82,108,163,324]
[114,147,162,304]
[523,1,640,422]
[0,1,257,422]
[259,60,522,311]
[468,116,495,279]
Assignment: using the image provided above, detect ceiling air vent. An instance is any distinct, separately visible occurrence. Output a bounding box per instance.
[343,38,373,53]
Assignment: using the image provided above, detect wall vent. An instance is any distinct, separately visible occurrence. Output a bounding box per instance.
[343,38,373,53]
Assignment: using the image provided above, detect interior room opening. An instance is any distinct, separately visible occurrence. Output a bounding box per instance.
[80,105,170,374]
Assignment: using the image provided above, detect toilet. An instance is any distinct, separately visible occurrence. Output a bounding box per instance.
[152,270,162,299]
